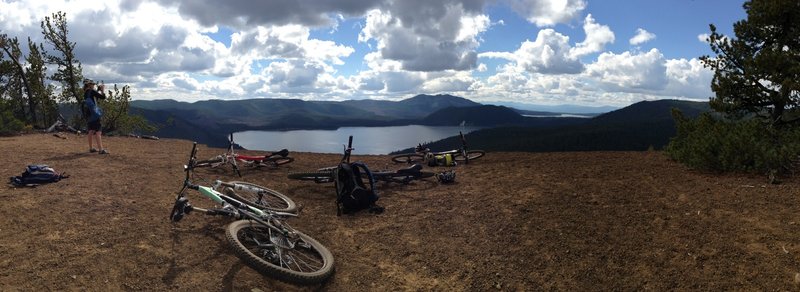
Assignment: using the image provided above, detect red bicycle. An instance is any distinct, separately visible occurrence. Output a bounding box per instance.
[195,133,294,176]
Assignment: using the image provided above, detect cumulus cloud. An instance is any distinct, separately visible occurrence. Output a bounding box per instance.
[629,28,656,45]
[505,0,587,27]
[585,48,668,91]
[515,29,584,74]
[479,29,582,74]
[664,58,713,99]
[359,2,489,72]
[570,14,615,57]
[478,14,613,75]
[156,0,382,28]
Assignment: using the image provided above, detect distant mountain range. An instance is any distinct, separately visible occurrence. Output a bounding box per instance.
[130,94,519,147]
[391,99,711,154]
[126,94,705,152]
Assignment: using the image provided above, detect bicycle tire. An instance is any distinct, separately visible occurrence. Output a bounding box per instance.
[391,153,425,164]
[226,220,334,285]
[225,181,297,213]
[453,150,485,162]
[287,171,334,183]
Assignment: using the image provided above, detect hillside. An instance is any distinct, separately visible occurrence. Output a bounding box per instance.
[398,99,710,153]
[421,105,525,126]
[2,133,799,290]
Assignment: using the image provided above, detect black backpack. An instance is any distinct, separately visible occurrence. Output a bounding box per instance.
[333,162,384,215]
[9,165,68,187]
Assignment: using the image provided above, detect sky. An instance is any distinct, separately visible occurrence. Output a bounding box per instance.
[0,0,747,107]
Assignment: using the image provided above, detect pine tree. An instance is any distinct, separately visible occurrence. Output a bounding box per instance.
[700,0,800,127]
[40,12,83,107]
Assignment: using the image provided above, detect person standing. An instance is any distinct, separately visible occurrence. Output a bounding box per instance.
[83,79,108,154]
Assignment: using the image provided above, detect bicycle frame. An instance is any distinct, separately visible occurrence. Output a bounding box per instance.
[415,131,469,156]
[223,133,290,165]
[172,143,297,232]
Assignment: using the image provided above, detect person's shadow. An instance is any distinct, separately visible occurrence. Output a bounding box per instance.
[45,152,94,161]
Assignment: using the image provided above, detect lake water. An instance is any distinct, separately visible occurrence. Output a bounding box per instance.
[234,125,483,154]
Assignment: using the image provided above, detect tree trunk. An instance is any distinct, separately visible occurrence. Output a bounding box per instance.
[1,45,37,125]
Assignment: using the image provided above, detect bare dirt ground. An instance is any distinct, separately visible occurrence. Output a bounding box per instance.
[2,133,800,291]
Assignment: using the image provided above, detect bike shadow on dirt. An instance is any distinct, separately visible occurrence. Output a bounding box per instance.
[373,178,439,193]
[162,221,231,287]
[285,183,334,202]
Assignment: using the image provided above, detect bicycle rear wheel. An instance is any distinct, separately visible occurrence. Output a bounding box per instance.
[391,153,425,164]
[287,171,334,183]
[225,181,297,213]
[226,220,334,285]
[370,171,435,183]
[195,157,224,168]
[454,150,485,162]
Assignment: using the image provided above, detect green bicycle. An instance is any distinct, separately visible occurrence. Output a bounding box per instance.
[170,142,334,285]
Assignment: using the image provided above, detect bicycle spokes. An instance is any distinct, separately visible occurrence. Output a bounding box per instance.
[239,226,324,273]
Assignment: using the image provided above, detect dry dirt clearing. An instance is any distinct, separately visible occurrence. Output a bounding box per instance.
[1,133,800,291]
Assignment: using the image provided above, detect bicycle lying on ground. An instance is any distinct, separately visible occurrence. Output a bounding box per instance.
[170,142,333,284]
[391,131,485,164]
[195,133,295,176]
[287,136,434,184]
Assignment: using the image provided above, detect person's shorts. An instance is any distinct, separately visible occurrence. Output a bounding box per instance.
[87,120,101,132]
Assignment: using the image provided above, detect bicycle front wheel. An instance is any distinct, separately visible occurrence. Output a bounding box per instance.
[287,171,334,183]
[226,220,335,285]
[391,153,425,164]
[454,150,485,162]
[226,181,297,213]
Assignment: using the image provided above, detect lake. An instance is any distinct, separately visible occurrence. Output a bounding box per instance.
[233,125,483,154]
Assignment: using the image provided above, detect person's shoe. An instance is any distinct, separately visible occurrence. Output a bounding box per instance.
[99,149,109,155]
[89,148,98,153]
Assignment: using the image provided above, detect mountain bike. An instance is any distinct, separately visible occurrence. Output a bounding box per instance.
[391,131,485,164]
[286,136,354,183]
[195,133,294,176]
[369,164,435,184]
[287,136,433,184]
[169,142,334,284]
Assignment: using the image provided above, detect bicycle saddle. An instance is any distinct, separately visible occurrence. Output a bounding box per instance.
[397,164,423,174]
[272,149,289,157]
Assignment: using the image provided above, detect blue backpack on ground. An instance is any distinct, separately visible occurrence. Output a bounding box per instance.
[333,162,384,215]
[9,165,68,187]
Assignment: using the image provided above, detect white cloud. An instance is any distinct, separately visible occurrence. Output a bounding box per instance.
[586,48,668,92]
[359,3,488,72]
[697,33,710,43]
[629,28,656,45]
[570,14,615,58]
[471,47,713,106]
[505,0,587,27]
[664,58,713,99]
[516,29,584,74]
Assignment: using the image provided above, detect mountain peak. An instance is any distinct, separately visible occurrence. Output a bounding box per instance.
[400,94,481,107]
